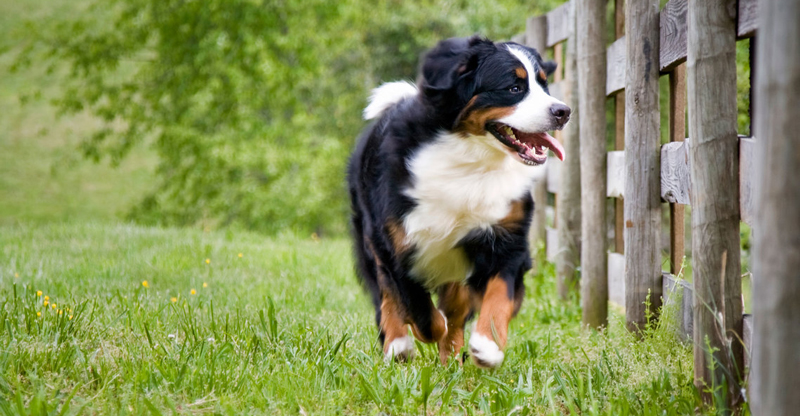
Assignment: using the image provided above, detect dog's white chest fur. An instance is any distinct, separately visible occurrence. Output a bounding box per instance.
[402,133,540,288]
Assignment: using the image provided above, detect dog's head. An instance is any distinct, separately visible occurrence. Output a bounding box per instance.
[419,36,569,165]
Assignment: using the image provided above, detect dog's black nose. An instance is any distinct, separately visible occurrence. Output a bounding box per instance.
[550,104,571,125]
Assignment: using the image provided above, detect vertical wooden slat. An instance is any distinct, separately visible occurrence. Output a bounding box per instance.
[555,1,581,299]
[525,16,548,251]
[553,43,564,145]
[688,0,743,406]
[614,0,626,255]
[669,63,686,275]
[751,0,800,413]
[577,0,608,328]
[624,0,662,333]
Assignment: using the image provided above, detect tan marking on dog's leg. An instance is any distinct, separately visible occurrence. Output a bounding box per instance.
[470,276,514,368]
[380,290,413,361]
[437,283,472,365]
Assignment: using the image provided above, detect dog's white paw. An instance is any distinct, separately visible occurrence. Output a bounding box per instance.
[468,333,504,368]
[384,336,415,362]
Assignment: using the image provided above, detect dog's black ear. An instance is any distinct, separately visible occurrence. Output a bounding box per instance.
[542,60,558,76]
[419,36,489,94]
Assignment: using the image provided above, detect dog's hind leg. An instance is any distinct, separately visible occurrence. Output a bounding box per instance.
[376,265,415,361]
[397,277,448,345]
[469,274,516,368]
[437,282,472,365]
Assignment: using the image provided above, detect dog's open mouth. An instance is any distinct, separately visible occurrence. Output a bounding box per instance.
[487,122,565,165]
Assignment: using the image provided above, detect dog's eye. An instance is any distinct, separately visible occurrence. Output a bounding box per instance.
[509,86,522,93]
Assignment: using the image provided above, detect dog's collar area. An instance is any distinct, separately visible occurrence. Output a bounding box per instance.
[486,122,565,165]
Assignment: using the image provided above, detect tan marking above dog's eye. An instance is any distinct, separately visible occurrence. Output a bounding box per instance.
[538,68,547,82]
[515,67,527,79]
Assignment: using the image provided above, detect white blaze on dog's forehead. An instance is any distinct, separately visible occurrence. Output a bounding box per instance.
[499,45,567,133]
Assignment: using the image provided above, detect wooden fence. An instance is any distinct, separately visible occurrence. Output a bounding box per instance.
[516,0,800,410]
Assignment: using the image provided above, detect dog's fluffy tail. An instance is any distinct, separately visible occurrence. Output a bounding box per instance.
[363,81,418,120]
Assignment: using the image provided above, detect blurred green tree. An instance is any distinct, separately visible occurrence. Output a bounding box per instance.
[14,0,563,235]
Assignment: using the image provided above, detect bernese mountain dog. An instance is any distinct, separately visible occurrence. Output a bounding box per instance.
[347,36,570,368]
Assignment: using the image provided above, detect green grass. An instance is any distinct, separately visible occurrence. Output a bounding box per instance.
[0,222,715,415]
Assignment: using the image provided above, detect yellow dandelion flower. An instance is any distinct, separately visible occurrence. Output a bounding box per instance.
[205,258,211,264]
[190,289,197,295]
[142,280,149,288]
[238,253,243,258]
[37,291,42,297]
[52,303,57,309]
[170,297,178,303]
[43,300,49,307]
[69,315,73,320]
[203,282,208,288]
[44,295,49,301]
[14,273,19,278]
[37,311,41,317]
[58,310,63,315]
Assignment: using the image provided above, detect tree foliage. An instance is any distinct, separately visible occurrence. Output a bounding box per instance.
[14,0,563,234]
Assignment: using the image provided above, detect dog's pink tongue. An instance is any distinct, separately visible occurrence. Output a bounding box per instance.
[532,132,565,161]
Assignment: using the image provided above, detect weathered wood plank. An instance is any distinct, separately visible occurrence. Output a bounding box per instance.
[608,252,626,308]
[660,0,688,72]
[662,273,693,341]
[546,1,572,47]
[546,227,559,262]
[660,140,691,204]
[606,37,626,96]
[526,16,548,250]
[614,0,625,256]
[549,81,564,102]
[751,0,800,412]
[607,151,626,198]
[555,0,581,300]
[546,157,561,194]
[688,0,743,404]
[737,0,758,39]
[625,0,662,334]
[739,137,755,226]
[743,313,752,369]
[669,64,687,275]
[578,0,608,328]
[526,15,548,52]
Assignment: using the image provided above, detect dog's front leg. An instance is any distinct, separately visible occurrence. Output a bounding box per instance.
[469,274,516,368]
[396,276,448,346]
[437,282,472,365]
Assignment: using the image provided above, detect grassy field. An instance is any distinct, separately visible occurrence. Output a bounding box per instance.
[0,0,157,225]
[0,222,717,415]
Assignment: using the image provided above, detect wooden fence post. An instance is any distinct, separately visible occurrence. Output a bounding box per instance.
[624,0,662,333]
[687,0,743,406]
[577,0,607,328]
[614,0,626,256]
[555,1,580,300]
[525,16,548,253]
[751,0,800,413]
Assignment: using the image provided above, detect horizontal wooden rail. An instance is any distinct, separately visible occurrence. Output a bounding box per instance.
[661,273,752,361]
[658,137,756,225]
[546,2,572,47]
[594,0,762,82]
[606,151,625,198]
[548,81,565,102]
[606,37,626,95]
[608,252,626,307]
